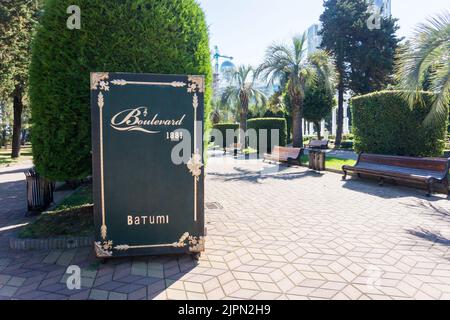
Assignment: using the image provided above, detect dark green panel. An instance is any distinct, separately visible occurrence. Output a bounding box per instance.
[91,73,205,258]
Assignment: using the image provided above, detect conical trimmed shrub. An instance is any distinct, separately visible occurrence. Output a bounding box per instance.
[30,0,211,180]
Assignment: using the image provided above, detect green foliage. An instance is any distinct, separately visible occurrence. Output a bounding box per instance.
[339,141,354,150]
[258,34,336,148]
[0,0,37,100]
[319,0,400,95]
[211,123,239,148]
[0,0,38,158]
[247,118,287,154]
[352,91,448,157]
[395,12,450,126]
[221,65,266,147]
[303,77,335,137]
[319,0,400,146]
[30,0,212,180]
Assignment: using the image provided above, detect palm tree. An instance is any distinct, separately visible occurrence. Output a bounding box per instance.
[221,65,267,147]
[258,33,335,148]
[396,11,450,125]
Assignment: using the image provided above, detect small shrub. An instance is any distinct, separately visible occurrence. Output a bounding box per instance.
[342,134,354,141]
[247,118,287,154]
[352,91,448,157]
[339,140,354,150]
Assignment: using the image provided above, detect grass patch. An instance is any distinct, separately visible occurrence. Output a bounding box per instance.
[0,144,33,167]
[300,155,356,171]
[242,147,258,155]
[55,184,93,211]
[19,184,94,239]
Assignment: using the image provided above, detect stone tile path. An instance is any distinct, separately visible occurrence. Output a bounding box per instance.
[1,156,450,300]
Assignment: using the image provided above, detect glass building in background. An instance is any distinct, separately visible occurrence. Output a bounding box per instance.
[374,0,392,17]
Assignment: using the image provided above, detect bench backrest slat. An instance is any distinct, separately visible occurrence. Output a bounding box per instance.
[359,153,449,172]
[271,146,302,159]
[309,140,328,148]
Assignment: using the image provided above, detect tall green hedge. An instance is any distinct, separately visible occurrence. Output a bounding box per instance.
[211,123,239,148]
[247,118,287,154]
[352,91,448,157]
[30,0,212,180]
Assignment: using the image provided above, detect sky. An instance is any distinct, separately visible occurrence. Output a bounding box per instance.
[197,0,449,66]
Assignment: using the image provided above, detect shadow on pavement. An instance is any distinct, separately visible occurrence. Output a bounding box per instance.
[208,166,324,184]
[342,176,446,202]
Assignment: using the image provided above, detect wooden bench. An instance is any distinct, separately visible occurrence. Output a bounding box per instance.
[308,140,329,150]
[342,153,450,196]
[263,146,304,166]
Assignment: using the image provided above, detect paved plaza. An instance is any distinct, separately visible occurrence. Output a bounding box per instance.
[1,156,450,300]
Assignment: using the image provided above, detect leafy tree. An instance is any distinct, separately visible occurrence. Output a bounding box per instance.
[396,11,450,126]
[303,83,335,140]
[0,100,13,147]
[221,66,267,147]
[210,100,221,125]
[30,0,212,180]
[258,35,335,147]
[303,51,336,140]
[0,0,38,158]
[319,0,400,146]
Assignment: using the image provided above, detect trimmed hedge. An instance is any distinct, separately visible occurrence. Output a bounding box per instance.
[30,0,212,180]
[247,118,287,154]
[352,91,448,157]
[211,123,239,148]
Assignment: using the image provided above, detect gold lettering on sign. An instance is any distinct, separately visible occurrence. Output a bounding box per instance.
[127,215,170,226]
[110,107,185,134]
[90,73,206,256]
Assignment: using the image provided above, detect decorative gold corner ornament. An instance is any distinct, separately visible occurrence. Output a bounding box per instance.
[91,73,110,91]
[187,153,203,182]
[110,79,187,88]
[192,94,199,110]
[95,241,113,257]
[98,92,104,109]
[188,236,205,253]
[113,232,192,252]
[187,77,204,223]
[187,76,205,93]
[100,225,107,240]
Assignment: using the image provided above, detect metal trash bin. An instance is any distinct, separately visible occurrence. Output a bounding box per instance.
[308,150,326,171]
[25,168,55,213]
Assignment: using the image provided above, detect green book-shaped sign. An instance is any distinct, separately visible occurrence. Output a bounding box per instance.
[90,73,205,258]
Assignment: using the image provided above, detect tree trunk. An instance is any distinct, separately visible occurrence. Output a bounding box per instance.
[291,97,303,148]
[315,122,321,140]
[1,129,6,148]
[239,109,247,149]
[11,88,23,159]
[335,80,344,148]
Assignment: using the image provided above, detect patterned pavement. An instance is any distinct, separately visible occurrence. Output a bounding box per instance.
[1,156,450,300]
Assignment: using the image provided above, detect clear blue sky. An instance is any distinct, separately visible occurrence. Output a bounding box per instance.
[197,0,449,66]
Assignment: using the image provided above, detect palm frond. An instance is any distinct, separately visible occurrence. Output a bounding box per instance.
[395,11,450,125]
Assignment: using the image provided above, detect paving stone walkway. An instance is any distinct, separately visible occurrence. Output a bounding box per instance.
[1,156,450,300]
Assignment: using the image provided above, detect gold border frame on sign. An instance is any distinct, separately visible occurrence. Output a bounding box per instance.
[91,73,205,257]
